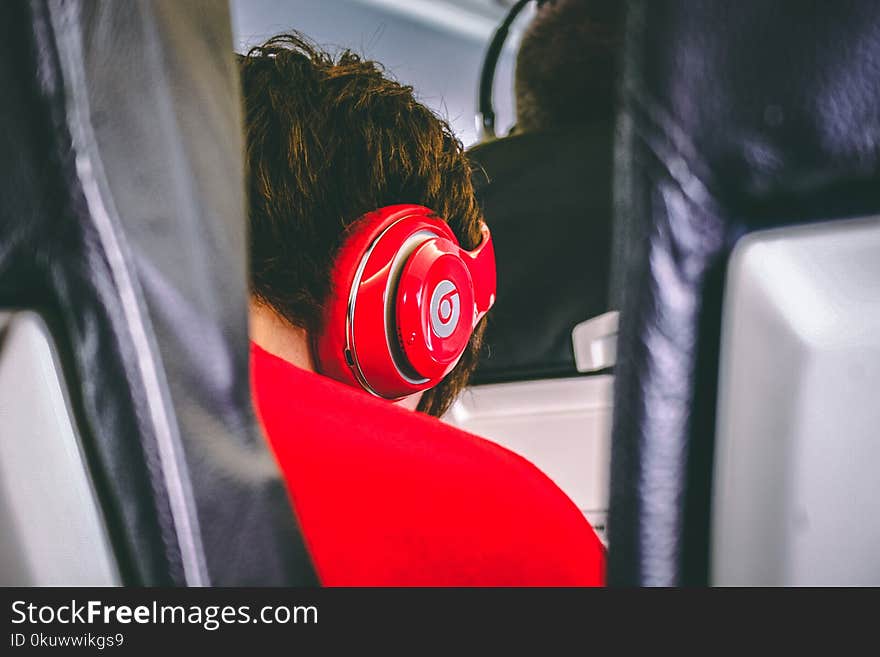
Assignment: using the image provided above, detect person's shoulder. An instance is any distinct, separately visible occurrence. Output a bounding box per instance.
[454,437,606,586]
[250,341,605,585]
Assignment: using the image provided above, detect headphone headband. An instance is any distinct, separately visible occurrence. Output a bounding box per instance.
[476,0,537,141]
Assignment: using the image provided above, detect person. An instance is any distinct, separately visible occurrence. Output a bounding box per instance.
[467,0,624,382]
[241,33,487,417]
[240,33,605,585]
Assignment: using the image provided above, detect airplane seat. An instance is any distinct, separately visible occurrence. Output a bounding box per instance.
[608,0,880,585]
[0,311,118,585]
[448,123,618,541]
[0,0,315,585]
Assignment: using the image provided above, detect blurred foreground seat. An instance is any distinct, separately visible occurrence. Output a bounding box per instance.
[608,0,880,586]
[0,0,315,585]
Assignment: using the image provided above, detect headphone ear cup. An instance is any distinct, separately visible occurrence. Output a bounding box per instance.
[315,205,463,399]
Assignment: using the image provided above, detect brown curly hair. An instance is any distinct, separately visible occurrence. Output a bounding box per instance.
[239,33,486,417]
[515,0,623,132]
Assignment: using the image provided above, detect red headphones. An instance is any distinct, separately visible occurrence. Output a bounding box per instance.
[315,204,496,400]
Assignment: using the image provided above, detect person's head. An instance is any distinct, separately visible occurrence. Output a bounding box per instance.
[239,33,486,417]
[514,0,624,133]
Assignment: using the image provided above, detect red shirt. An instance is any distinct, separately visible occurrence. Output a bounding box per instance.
[250,342,605,586]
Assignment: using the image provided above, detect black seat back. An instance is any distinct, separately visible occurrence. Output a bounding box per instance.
[468,123,616,383]
[0,0,315,585]
[608,0,880,585]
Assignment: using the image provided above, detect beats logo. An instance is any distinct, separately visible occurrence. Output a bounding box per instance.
[429,280,460,338]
